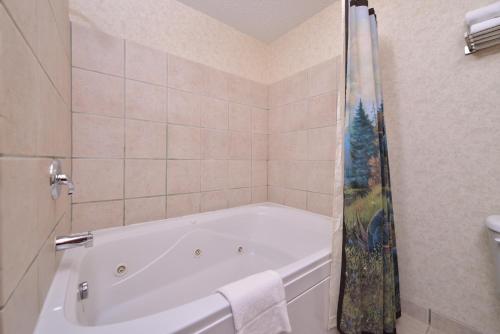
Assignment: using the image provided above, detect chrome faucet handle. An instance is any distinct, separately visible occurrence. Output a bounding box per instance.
[49,160,75,199]
[55,174,75,195]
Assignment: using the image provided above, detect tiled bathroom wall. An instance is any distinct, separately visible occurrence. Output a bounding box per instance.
[71,24,268,232]
[0,0,72,333]
[267,59,339,216]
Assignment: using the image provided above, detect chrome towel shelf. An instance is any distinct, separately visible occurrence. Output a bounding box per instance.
[465,25,500,54]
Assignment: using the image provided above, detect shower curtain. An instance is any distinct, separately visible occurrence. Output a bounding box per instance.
[329,1,400,333]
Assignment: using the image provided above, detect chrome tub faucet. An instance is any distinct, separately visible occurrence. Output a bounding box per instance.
[55,232,93,251]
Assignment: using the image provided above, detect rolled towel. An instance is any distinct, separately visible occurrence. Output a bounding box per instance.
[217,270,292,334]
[465,1,500,26]
[470,16,500,34]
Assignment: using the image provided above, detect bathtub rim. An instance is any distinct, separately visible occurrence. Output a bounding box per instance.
[34,202,333,334]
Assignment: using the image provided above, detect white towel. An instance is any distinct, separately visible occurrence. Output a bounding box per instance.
[217,270,292,334]
[470,16,500,34]
[465,1,500,26]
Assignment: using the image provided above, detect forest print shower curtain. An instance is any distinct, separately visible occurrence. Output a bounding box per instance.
[336,1,400,333]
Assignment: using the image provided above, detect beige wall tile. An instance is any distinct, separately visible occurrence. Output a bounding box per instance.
[73,113,124,158]
[228,160,251,189]
[230,131,251,160]
[252,160,268,187]
[307,192,333,216]
[35,159,70,246]
[269,79,286,108]
[285,70,308,104]
[166,193,200,218]
[37,228,57,308]
[308,59,337,97]
[201,160,228,191]
[37,0,70,104]
[252,133,268,160]
[48,0,70,56]
[308,126,336,161]
[285,131,308,160]
[37,73,71,157]
[126,80,166,122]
[72,23,124,76]
[200,190,227,212]
[249,81,268,109]
[283,189,307,210]
[0,158,39,306]
[286,161,309,190]
[168,89,201,126]
[168,55,207,94]
[287,100,308,132]
[0,261,39,334]
[72,200,124,232]
[2,0,37,52]
[125,41,167,85]
[268,160,286,187]
[227,75,252,106]
[168,125,201,159]
[308,161,335,194]
[308,92,336,128]
[269,134,286,161]
[125,159,166,198]
[72,159,124,203]
[126,119,167,159]
[72,68,124,117]
[125,196,166,225]
[268,106,287,134]
[206,68,229,100]
[227,188,251,208]
[202,129,229,159]
[252,108,268,134]
[268,186,285,204]
[0,9,39,155]
[229,103,251,132]
[201,96,228,130]
[166,160,200,194]
[252,187,268,203]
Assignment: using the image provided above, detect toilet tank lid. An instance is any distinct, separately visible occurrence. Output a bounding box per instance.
[486,215,500,232]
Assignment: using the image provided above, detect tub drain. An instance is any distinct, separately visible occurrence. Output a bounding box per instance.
[194,249,202,257]
[237,246,244,254]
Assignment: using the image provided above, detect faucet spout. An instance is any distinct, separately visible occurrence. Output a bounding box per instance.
[55,232,93,251]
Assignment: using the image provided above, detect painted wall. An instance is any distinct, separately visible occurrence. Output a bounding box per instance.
[0,0,72,333]
[369,1,500,333]
[71,24,268,232]
[69,0,268,84]
[268,1,342,84]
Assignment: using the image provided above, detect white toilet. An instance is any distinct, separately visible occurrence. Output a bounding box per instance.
[486,215,500,293]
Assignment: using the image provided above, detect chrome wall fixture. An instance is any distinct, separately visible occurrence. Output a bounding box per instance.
[55,231,94,251]
[465,26,500,54]
[464,2,500,55]
[49,159,74,199]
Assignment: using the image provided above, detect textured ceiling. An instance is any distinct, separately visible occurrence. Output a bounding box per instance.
[177,0,337,43]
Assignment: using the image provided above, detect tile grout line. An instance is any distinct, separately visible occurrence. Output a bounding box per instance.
[122,39,126,226]
[165,52,169,218]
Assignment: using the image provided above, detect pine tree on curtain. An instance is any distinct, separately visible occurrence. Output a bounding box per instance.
[334,1,401,333]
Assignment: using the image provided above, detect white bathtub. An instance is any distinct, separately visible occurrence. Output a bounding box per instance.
[35,203,334,334]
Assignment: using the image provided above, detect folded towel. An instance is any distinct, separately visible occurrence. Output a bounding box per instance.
[217,270,292,334]
[465,1,500,26]
[470,16,500,34]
